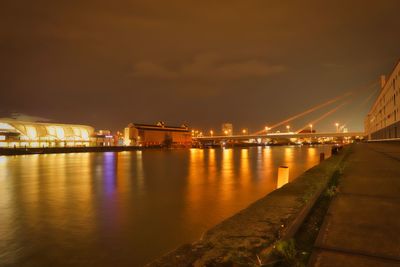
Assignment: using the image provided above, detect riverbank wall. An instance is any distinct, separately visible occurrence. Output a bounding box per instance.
[0,144,336,156]
[147,146,351,266]
[0,145,192,155]
[0,146,144,155]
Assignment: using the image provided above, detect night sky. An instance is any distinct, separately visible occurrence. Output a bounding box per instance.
[1,1,400,133]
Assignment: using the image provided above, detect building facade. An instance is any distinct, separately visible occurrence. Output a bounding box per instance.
[221,123,233,135]
[365,60,400,140]
[0,119,95,147]
[93,130,115,146]
[124,122,192,147]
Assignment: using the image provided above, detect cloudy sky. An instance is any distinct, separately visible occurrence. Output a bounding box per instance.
[1,0,399,132]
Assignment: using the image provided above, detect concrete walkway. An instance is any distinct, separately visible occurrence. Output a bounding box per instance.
[309,143,400,267]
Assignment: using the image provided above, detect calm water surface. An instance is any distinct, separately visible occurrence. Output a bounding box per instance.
[0,146,331,266]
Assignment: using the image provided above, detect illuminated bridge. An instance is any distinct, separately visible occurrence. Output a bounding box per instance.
[193,82,379,144]
[194,131,365,142]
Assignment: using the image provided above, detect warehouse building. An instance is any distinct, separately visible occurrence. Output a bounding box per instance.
[124,122,192,147]
[365,60,400,140]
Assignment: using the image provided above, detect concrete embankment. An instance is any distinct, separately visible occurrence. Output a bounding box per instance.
[147,146,350,266]
[0,146,161,155]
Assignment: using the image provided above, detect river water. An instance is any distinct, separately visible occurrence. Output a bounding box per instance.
[0,146,331,266]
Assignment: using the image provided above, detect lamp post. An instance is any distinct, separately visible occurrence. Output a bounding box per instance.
[210,130,214,136]
[286,125,290,133]
[335,123,339,133]
[309,124,313,133]
[242,129,247,135]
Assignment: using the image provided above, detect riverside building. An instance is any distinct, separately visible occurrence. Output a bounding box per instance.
[0,119,95,148]
[124,122,192,147]
[365,60,400,140]
[221,123,233,135]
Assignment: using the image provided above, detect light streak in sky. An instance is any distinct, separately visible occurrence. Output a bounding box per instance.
[253,92,352,134]
[254,81,379,134]
[295,102,348,133]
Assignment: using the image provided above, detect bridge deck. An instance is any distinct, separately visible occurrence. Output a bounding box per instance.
[194,132,365,141]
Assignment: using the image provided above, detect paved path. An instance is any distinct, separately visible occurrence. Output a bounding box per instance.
[309,142,400,267]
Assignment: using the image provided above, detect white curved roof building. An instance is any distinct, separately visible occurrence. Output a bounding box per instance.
[0,119,95,147]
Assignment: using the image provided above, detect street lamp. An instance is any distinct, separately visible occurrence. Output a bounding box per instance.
[242,129,247,135]
[309,124,313,133]
[210,130,214,136]
[335,123,339,133]
[224,130,228,135]
[286,125,290,132]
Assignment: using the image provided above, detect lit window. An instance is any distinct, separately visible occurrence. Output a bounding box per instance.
[0,123,14,130]
[30,142,39,147]
[26,126,37,140]
[55,127,65,140]
[73,127,81,137]
[47,126,56,136]
[81,129,89,140]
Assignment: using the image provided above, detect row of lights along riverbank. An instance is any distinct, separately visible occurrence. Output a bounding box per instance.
[192,122,347,137]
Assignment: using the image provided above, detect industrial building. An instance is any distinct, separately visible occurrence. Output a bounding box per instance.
[221,123,233,135]
[365,60,400,140]
[124,122,192,147]
[0,119,95,148]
